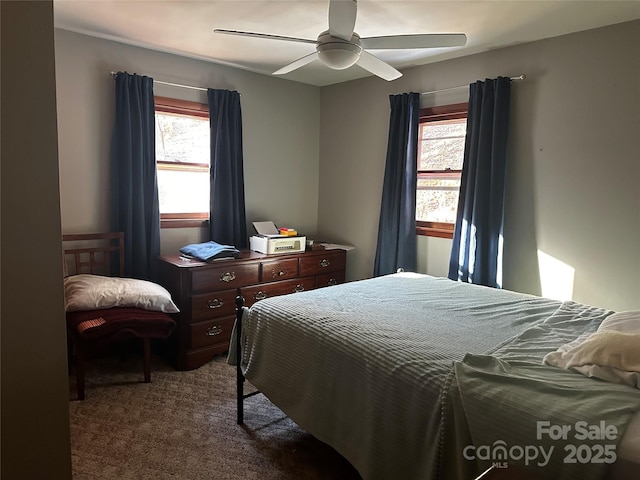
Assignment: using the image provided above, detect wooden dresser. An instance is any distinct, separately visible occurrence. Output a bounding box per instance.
[158,248,347,370]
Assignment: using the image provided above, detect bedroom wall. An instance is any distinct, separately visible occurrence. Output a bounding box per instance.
[54,29,320,256]
[1,1,73,477]
[318,20,640,312]
[54,21,640,312]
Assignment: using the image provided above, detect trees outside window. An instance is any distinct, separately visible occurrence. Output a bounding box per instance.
[416,103,467,238]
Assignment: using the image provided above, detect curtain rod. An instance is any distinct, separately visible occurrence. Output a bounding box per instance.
[420,74,526,96]
[109,71,208,92]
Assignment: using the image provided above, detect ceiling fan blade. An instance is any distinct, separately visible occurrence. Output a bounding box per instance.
[328,0,357,41]
[214,29,316,45]
[273,52,319,75]
[356,51,402,81]
[360,33,467,50]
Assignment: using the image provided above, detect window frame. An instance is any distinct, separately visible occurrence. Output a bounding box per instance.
[154,96,210,229]
[416,102,468,239]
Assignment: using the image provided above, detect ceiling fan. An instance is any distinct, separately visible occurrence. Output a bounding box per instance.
[214,0,466,81]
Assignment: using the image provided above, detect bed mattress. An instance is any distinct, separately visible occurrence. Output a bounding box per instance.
[233,273,640,479]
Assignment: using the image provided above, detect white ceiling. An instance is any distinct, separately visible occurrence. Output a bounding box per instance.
[53,0,640,87]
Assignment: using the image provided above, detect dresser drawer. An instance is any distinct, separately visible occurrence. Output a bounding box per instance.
[260,258,299,282]
[316,271,345,288]
[241,277,316,307]
[190,289,237,322]
[190,263,259,294]
[189,315,235,349]
[299,251,346,276]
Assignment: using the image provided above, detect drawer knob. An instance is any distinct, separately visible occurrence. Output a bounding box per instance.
[327,278,337,286]
[254,291,267,301]
[207,298,223,309]
[294,284,305,293]
[206,325,222,336]
[220,272,236,283]
[320,259,330,267]
[278,270,285,276]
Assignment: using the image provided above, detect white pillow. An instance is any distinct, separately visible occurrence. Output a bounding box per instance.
[543,311,640,388]
[64,274,179,313]
[597,310,640,333]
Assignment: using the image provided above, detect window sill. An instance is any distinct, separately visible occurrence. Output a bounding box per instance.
[161,219,209,229]
[416,225,453,239]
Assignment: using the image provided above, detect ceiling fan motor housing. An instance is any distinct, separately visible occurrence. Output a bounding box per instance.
[316,31,362,70]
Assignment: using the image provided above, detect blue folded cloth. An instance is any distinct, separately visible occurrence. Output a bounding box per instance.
[179,241,240,262]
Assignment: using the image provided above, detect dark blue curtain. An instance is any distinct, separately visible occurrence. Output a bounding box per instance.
[448,77,511,288]
[207,89,247,248]
[110,72,160,280]
[373,93,420,276]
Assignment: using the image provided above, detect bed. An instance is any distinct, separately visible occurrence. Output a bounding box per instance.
[230,272,640,480]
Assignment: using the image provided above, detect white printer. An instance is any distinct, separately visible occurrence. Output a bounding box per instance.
[249,221,306,255]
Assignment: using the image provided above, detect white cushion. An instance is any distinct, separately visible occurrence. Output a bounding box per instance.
[64,274,179,313]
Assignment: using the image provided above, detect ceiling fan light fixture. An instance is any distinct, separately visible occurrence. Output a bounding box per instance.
[317,42,362,70]
[316,31,362,70]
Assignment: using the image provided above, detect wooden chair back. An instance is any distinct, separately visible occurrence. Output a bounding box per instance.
[62,232,125,276]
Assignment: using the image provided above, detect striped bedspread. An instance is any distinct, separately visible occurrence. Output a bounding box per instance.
[232,273,640,479]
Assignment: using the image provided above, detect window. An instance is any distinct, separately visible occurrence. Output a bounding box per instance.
[155,96,210,228]
[416,103,468,239]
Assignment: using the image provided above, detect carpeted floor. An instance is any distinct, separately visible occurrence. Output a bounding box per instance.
[68,346,361,479]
